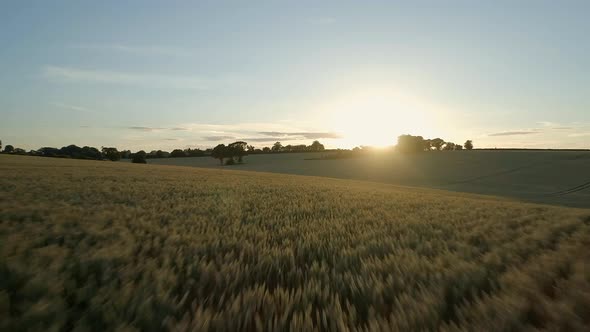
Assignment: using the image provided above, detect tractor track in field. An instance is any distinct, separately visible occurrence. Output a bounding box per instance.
[443,153,590,198]
[545,180,590,197]
[443,161,542,186]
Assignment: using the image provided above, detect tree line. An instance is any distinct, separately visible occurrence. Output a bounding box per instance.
[0,139,327,165]
[396,135,473,153]
[0,136,473,165]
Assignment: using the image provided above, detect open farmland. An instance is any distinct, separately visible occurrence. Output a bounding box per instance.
[138,150,590,208]
[2,155,590,331]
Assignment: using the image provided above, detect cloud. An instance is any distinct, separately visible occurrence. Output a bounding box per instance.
[258,131,342,139]
[128,126,166,132]
[239,137,288,142]
[537,121,575,130]
[50,102,93,113]
[123,122,342,145]
[488,131,540,137]
[43,66,216,90]
[568,132,590,137]
[202,135,235,141]
[163,138,180,141]
[70,43,191,57]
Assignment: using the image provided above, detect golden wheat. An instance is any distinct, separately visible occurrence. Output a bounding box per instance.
[1,155,589,331]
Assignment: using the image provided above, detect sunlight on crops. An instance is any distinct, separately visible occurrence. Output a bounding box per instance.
[1,155,590,331]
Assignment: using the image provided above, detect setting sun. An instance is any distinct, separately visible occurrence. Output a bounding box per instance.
[320,89,439,147]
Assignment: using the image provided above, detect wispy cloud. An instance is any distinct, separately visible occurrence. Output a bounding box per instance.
[119,122,341,146]
[163,138,180,141]
[488,131,540,137]
[43,66,223,90]
[70,43,191,57]
[202,135,236,141]
[128,126,166,132]
[239,137,287,142]
[568,132,590,137]
[537,121,575,130]
[50,102,94,113]
[258,131,342,139]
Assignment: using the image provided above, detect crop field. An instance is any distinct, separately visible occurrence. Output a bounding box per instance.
[2,155,590,331]
[140,150,590,208]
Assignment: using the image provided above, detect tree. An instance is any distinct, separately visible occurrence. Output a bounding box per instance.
[3,145,14,153]
[396,135,426,153]
[430,138,445,151]
[132,150,147,164]
[185,148,205,157]
[170,149,186,158]
[247,145,255,152]
[262,147,271,153]
[38,147,59,157]
[443,142,456,151]
[101,147,120,161]
[155,150,169,158]
[81,146,102,159]
[228,141,248,162]
[464,140,473,150]
[272,142,283,152]
[310,140,325,152]
[120,150,132,159]
[211,144,227,165]
[454,145,463,150]
[0,140,2,151]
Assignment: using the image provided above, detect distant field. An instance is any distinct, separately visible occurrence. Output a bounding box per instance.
[2,155,590,331]
[134,150,590,208]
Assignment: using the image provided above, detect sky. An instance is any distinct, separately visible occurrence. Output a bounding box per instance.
[1,0,589,151]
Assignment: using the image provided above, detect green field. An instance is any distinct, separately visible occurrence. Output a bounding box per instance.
[134,150,590,208]
[2,155,590,331]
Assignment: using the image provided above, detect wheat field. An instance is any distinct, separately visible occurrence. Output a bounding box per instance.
[1,155,589,331]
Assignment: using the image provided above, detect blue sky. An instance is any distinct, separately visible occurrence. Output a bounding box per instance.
[1,0,589,150]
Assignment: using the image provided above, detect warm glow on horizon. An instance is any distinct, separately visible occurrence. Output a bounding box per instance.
[320,89,440,148]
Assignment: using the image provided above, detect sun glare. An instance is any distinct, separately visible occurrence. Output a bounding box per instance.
[320,89,438,148]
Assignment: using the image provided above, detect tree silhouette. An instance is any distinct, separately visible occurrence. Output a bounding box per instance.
[4,145,15,153]
[430,138,445,151]
[272,142,283,152]
[132,150,147,164]
[397,135,426,153]
[228,141,248,163]
[464,140,473,150]
[310,140,325,152]
[443,142,456,151]
[170,149,186,158]
[101,147,121,161]
[211,144,227,165]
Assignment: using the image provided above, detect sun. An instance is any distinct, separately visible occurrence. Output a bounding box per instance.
[320,89,437,148]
